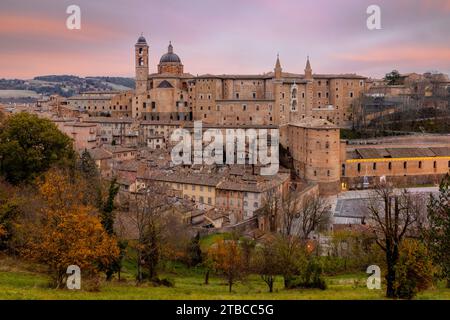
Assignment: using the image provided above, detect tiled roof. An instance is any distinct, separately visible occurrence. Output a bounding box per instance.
[289,117,336,129]
[84,117,134,123]
[350,147,450,159]
[151,172,224,187]
[102,145,137,153]
[87,148,112,160]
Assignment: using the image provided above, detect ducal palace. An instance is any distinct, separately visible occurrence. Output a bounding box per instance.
[32,35,450,206]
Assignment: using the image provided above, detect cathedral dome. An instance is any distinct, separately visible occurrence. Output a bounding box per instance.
[159,42,181,63]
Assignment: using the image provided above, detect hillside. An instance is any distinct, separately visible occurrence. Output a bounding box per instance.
[0,75,135,103]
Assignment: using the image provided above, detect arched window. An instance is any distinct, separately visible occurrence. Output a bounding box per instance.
[291,100,297,111]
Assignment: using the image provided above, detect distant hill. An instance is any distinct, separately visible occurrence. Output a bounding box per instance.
[0,75,135,103]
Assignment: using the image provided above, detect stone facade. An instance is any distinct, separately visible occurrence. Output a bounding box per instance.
[342,146,450,189]
[131,36,366,128]
[287,118,341,195]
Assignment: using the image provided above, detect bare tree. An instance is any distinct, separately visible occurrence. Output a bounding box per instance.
[366,183,426,298]
[260,189,331,288]
[296,195,332,241]
[123,181,168,283]
[278,191,331,240]
[280,191,301,236]
[260,189,281,232]
[261,188,331,239]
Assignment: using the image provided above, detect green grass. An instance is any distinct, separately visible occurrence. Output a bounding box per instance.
[199,233,232,252]
[0,256,449,300]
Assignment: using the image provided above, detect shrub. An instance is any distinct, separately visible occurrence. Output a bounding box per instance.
[287,258,327,290]
[393,239,434,299]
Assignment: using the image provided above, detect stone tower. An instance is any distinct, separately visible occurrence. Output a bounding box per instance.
[304,56,312,80]
[274,53,282,79]
[135,34,149,95]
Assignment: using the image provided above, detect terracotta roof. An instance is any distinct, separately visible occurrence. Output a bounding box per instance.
[88,148,112,160]
[151,171,224,187]
[289,117,337,129]
[217,172,289,193]
[116,160,140,172]
[102,145,137,153]
[350,147,450,160]
[84,117,134,123]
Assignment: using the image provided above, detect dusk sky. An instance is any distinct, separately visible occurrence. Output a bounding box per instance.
[1,0,449,79]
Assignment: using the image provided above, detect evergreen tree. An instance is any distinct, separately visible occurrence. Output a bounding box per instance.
[100,178,120,235]
[78,149,99,179]
[99,178,121,281]
[384,70,401,85]
[187,232,202,267]
[0,113,75,184]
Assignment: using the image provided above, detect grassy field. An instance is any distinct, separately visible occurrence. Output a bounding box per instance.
[0,255,449,300]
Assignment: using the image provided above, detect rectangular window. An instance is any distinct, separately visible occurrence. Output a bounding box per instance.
[373,163,377,170]
[388,162,392,170]
[419,161,422,169]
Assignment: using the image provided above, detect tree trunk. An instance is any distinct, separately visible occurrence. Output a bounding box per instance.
[385,243,399,298]
[269,277,274,293]
[106,269,113,281]
[229,281,232,293]
[283,273,293,289]
[447,278,450,289]
[137,251,142,283]
[204,269,210,285]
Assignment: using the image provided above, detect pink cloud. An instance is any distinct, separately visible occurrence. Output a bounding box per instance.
[0,13,127,43]
[337,45,450,63]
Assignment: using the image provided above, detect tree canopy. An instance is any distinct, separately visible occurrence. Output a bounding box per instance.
[0,112,75,184]
[384,70,402,85]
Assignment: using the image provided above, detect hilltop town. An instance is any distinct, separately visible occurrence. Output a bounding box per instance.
[1,36,450,233]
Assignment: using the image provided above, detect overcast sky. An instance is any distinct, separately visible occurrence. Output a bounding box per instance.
[0,0,449,79]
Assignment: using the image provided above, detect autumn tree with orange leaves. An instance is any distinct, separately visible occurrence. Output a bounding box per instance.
[22,169,119,288]
[208,239,245,293]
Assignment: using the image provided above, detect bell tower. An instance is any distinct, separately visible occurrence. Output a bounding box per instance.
[135,34,149,95]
